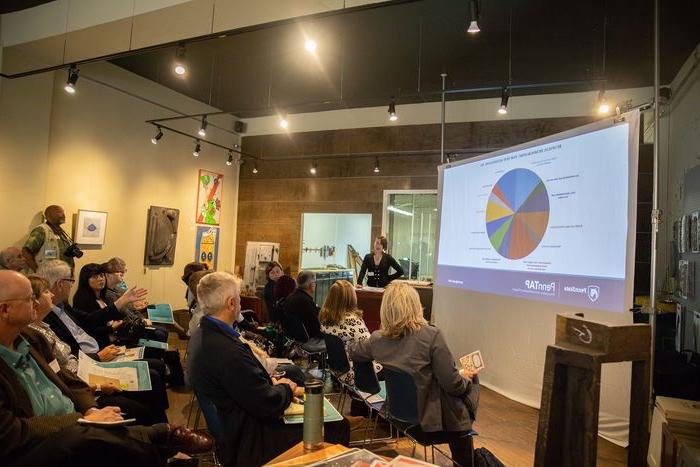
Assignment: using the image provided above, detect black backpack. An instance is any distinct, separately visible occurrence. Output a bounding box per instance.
[474,447,505,467]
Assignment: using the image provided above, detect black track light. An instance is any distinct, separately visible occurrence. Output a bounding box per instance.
[151,127,163,144]
[252,163,258,174]
[198,117,208,137]
[174,45,187,76]
[193,140,201,157]
[498,87,510,115]
[468,0,480,33]
[388,98,398,122]
[64,65,79,94]
[373,158,380,173]
[226,151,233,166]
[310,161,317,175]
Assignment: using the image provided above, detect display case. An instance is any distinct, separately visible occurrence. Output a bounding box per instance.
[307,268,354,307]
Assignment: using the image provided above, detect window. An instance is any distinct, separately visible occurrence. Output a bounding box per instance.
[382,190,438,281]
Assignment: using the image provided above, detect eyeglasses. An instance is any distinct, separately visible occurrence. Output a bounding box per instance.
[60,278,76,284]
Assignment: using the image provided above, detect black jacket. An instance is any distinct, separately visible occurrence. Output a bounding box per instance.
[283,289,322,339]
[71,296,123,348]
[186,317,294,467]
[358,253,404,287]
[43,305,100,360]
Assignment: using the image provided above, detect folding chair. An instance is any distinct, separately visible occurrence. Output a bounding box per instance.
[280,312,326,368]
[323,334,352,410]
[188,390,223,467]
[383,366,477,467]
[353,360,394,447]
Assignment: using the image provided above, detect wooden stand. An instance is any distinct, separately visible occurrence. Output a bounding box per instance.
[535,314,651,467]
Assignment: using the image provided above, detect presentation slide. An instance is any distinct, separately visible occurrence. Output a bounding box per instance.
[436,122,632,312]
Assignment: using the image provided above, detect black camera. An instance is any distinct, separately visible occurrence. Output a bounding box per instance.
[65,243,84,258]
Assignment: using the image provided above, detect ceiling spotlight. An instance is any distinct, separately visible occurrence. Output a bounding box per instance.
[198,117,208,137]
[388,98,398,122]
[310,161,317,175]
[305,39,317,53]
[64,65,79,94]
[467,0,480,34]
[151,127,163,144]
[174,45,187,76]
[226,150,234,166]
[373,158,380,174]
[597,90,611,114]
[252,164,259,174]
[279,115,289,129]
[193,140,201,157]
[498,87,510,115]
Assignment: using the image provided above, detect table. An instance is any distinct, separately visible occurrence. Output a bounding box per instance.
[265,442,350,466]
[356,285,433,332]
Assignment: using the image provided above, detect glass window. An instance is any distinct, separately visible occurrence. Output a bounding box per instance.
[383,190,438,281]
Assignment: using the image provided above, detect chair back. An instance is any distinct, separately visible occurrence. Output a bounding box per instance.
[193,389,223,441]
[324,334,351,374]
[354,360,381,395]
[280,312,310,343]
[383,365,420,425]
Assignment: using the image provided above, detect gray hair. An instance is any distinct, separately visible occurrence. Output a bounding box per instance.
[0,247,17,268]
[37,260,72,287]
[296,270,316,289]
[196,271,240,316]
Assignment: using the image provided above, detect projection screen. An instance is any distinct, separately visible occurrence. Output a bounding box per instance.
[433,110,639,445]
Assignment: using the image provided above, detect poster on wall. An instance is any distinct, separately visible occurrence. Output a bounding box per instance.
[74,210,108,245]
[691,211,699,253]
[196,170,223,225]
[195,226,219,270]
[144,206,179,266]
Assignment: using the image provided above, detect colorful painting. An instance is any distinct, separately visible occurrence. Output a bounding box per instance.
[196,170,223,225]
[195,226,219,270]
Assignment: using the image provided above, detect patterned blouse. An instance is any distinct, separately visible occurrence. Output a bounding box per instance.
[28,321,79,374]
[321,312,381,385]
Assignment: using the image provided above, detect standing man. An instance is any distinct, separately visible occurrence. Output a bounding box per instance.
[23,205,80,272]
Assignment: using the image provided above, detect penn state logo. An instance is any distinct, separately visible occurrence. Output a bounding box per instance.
[587,286,600,303]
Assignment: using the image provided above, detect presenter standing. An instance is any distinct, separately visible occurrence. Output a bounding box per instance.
[357,236,404,288]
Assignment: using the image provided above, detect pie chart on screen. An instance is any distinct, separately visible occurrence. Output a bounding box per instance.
[486,168,550,259]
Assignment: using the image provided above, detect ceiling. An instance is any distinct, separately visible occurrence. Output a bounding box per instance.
[0,0,56,14]
[109,0,700,119]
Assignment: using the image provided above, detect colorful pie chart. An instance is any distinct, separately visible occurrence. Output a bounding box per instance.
[486,168,550,259]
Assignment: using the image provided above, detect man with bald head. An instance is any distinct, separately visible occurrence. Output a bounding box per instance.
[0,246,28,272]
[0,270,213,466]
[23,205,76,271]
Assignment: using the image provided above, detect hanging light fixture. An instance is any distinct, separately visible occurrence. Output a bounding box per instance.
[373,158,380,173]
[193,140,201,157]
[597,89,611,114]
[498,87,510,115]
[226,150,233,166]
[310,161,317,175]
[388,98,398,121]
[174,44,187,76]
[198,117,208,137]
[151,127,163,144]
[64,65,79,94]
[467,0,480,34]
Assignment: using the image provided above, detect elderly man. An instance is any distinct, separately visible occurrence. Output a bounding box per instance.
[0,246,28,272]
[0,270,213,467]
[23,204,78,271]
[187,272,349,467]
[282,270,322,340]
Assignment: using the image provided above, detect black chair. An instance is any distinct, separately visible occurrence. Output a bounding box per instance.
[324,334,352,409]
[279,312,326,373]
[189,389,223,467]
[383,366,476,467]
[353,360,394,447]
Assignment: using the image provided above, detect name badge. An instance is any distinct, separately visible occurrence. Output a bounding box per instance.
[367,272,375,277]
[49,359,61,373]
[44,249,58,260]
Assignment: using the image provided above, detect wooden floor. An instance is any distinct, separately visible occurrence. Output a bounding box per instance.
[165,334,627,466]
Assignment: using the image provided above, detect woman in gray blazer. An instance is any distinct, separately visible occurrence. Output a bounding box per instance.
[352,282,480,466]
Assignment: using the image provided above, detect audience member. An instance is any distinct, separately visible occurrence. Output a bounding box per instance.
[320,280,380,385]
[22,205,76,271]
[187,272,349,467]
[182,262,208,311]
[263,261,283,318]
[0,270,213,467]
[352,282,480,467]
[282,270,322,340]
[0,246,28,272]
[270,274,296,323]
[186,269,213,335]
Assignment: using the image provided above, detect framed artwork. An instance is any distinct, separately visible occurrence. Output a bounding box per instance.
[144,206,180,266]
[74,210,108,245]
[196,170,223,225]
[195,226,219,270]
[691,211,699,253]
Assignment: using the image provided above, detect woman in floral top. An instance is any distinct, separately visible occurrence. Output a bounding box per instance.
[320,280,380,385]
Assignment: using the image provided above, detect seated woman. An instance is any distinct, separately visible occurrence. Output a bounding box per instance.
[186,269,213,335]
[271,274,297,324]
[352,282,480,467]
[72,263,147,348]
[25,275,167,424]
[182,262,208,312]
[263,261,283,320]
[320,279,380,385]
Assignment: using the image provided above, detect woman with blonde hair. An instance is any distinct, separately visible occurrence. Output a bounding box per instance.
[352,282,480,466]
[320,280,378,385]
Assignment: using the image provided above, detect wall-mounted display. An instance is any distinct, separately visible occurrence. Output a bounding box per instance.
[679,259,695,299]
[196,169,223,225]
[144,206,179,266]
[680,215,689,253]
[74,209,108,245]
[195,226,219,270]
[691,211,699,253]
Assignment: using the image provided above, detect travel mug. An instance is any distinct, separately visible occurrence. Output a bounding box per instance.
[302,379,324,450]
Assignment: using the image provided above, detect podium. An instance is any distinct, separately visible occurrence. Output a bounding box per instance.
[535,314,651,466]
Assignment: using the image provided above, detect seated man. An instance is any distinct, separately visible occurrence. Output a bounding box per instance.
[187,272,349,467]
[0,270,213,467]
[282,270,322,340]
[0,246,28,273]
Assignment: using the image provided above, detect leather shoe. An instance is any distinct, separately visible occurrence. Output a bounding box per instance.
[166,425,214,454]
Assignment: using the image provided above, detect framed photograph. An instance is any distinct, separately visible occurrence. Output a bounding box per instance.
[74,210,108,245]
[196,169,223,225]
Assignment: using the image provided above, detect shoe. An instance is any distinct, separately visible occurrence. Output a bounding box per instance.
[165,425,214,454]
